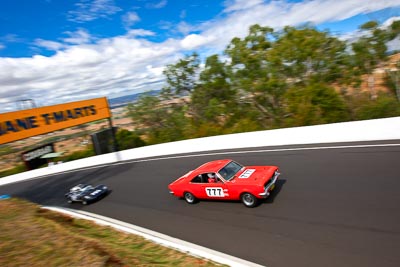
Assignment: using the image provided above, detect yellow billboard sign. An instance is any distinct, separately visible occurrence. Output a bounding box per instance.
[0,97,111,145]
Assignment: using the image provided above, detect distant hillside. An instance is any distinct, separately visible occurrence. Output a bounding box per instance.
[332,52,400,96]
[358,53,399,95]
[108,90,160,108]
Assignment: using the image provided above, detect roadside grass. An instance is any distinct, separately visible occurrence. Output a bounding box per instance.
[0,198,224,267]
[0,164,27,178]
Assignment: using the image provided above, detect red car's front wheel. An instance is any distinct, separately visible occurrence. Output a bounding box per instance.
[241,193,258,208]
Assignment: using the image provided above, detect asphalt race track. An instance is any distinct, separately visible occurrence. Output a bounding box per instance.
[1,140,400,267]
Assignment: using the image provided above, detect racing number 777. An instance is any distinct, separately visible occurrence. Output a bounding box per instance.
[205,187,224,197]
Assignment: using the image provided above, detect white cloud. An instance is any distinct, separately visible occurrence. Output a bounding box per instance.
[146,0,168,9]
[339,16,400,46]
[62,29,93,44]
[126,29,155,38]
[123,11,141,28]
[2,34,23,43]
[181,34,216,50]
[188,0,400,51]
[177,21,193,35]
[34,39,65,51]
[180,10,187,20]
[383,17,400,52]
[382,16,400,27]
[223,0,264,13]
[0,33,180,111]
[68,0,122,23]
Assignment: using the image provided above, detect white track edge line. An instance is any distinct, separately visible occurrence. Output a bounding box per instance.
[43,206,265,267]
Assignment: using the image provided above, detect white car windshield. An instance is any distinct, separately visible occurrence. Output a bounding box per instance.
[218,161,244,181]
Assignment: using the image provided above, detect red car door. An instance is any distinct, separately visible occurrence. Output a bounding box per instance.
[185,173,210,199]
[199,173,231,200]
[201,183,230,199]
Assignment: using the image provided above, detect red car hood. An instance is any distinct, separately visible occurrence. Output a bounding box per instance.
[231,166,278,186]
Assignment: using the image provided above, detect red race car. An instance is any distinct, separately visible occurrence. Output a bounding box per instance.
[168,159,280,208]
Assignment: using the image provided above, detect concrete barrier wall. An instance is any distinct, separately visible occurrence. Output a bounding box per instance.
[1,117,399,186]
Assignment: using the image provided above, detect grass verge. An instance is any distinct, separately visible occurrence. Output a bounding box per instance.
[0,198,224,267]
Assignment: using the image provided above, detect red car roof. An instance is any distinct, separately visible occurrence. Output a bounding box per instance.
[194,159,232,173]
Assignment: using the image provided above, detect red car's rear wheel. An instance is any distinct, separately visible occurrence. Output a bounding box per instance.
[184,192,197,204]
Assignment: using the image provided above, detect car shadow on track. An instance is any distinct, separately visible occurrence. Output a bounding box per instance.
[262,178,286,205]
[190,178,287,208]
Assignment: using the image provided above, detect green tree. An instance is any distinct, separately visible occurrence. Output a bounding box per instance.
[384,21,400,101]
[127,95,164,131]
[351,92,400,120]
[270,25,352,85]
[127,95,190,144]
[127,21,400,145]
[284,83,350,126]
[161,52,200,101]
[388,20,400,42]
[351,21,391,99]
[385,60,400,101]
[225,24,287,128]
[191,54,235,125]
[116,129,146,150]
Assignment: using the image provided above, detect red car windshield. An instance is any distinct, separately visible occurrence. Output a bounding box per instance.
[218,161,244,181]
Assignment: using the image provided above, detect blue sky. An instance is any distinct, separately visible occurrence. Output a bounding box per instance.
[0,0,399,113]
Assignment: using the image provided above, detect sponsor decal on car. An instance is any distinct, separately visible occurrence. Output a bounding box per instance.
[239,169,256,178]
[90,190,102,196]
